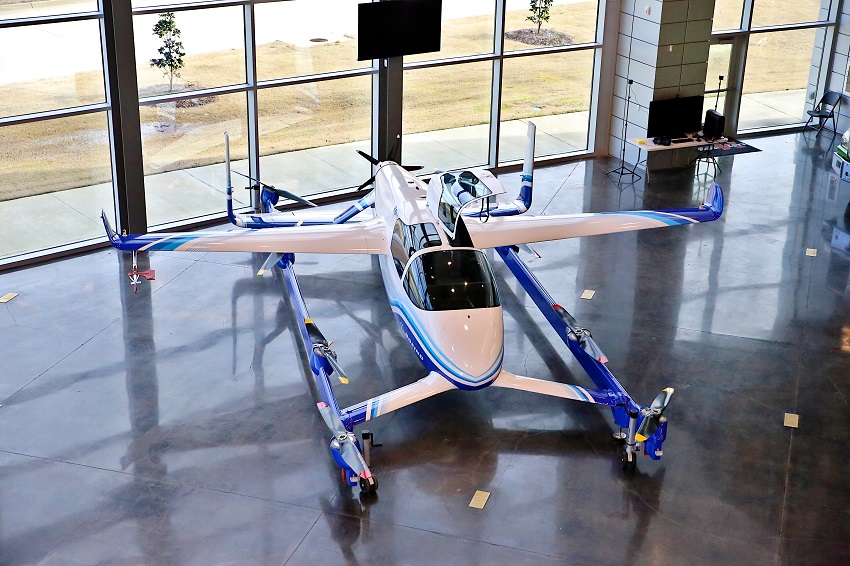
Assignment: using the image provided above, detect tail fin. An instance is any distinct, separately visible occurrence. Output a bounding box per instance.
[101,211,122,247]
[518,121,536,212]
[705,182,724,220]
[224,131,239,226]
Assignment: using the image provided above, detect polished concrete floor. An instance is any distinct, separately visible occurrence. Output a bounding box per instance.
[0,131,848,565]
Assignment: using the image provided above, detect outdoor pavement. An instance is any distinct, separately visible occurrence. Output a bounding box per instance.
[0,89,810,260]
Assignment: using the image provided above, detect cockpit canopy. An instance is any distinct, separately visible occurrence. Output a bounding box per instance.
[427,168,506,239]
[391,220,443,276]
[402,249,500,311]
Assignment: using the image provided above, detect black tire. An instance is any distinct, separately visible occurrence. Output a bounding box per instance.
[359,476,378,493]
[621,450,637,472]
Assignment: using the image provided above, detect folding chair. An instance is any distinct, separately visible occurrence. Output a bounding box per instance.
[804,90,841,135]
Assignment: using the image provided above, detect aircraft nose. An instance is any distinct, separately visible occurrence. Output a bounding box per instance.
[438,308,503,382]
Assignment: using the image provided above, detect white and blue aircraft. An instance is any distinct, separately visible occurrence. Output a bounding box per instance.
[103,124,723,493]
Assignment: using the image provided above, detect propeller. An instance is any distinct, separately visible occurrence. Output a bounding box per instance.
[306,318,349,384]
[578,332,608,364]
[317,402,370,478]
[256,252,280,276]
[635,387,674,442]
[231,170,318,207]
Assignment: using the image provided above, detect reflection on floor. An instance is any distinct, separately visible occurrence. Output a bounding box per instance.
[0,131,848,564]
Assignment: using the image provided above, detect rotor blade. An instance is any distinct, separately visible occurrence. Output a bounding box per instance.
[271,187,317,208]
[317,402,347,437]
[355,175,376,192]
[519,243,542,258]
[256,253,279,276]
[580,335,608,364]
[323,351,350,385]
[635,414,659,442]
[231,169,272,189]
[339,439,368,475]
[651,387,675,412]
[357,150,380,166]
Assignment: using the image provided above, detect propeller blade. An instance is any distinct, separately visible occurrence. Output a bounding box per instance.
[306,318,349,384]
[357,150,380,166]
[519,243,542,258]
[339,439,369,475]
[355,175,376,192]
[272,187,317,208]
[256,253,279,276]
[323,350,350,385]
[232,170,317,207]
[635,414,659,442]
[635,388,674,441]
[231,169,272,189]
[651,387,675,411]
[401,164,424,172]
[580,335,608,364]
[317,402,347,437]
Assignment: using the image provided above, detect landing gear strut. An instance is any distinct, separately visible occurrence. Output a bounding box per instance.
[622,409,639,472]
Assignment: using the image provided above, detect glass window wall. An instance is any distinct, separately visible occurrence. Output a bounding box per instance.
[257,76,372,198]
[504,0,598,51]
[751,0,824,28]
[402,61,493,171]
[0,0,96,20]
[0,113,114,258]
[500,50,593,162]
[255,0,369,80]
[712,0,745,31]
[405,1,496,63]
[134,7,247,95]
[140,93,249,227]
[0,20,105,118]
[0,1,608,265]
[739,28,817,130]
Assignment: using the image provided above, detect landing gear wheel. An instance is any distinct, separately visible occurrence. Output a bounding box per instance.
[359,476,378,494]
[621,449,637,473]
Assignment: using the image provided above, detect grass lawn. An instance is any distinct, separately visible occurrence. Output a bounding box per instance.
[0,0,824,201]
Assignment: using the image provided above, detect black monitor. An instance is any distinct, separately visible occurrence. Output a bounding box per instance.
[646,96,704,137]
[358,0,442,61]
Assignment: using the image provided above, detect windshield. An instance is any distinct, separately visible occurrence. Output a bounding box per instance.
[390,220,442,276]
[403,249,500,311]
[437,171,494,236]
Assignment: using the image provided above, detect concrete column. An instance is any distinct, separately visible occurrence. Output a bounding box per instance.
[611,0,715,170]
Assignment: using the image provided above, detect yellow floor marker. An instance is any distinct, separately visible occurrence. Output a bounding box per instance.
[805,248,818,257]
[580,290,595,300]
[784,413,799,428]
[469,490,490,509]
[0,293,18,303]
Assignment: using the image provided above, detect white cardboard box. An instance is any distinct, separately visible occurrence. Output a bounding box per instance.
[832,152,850,181]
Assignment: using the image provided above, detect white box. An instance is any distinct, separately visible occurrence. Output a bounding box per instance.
[833,152,850,181]
[833,152,844,174]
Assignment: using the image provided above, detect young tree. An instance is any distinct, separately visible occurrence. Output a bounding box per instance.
[150,12,185,92]
[526,0,553,34]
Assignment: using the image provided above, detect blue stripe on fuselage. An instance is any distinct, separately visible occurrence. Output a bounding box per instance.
[391,304,502,391]
[600,211,693,226]
[145,235,201,251]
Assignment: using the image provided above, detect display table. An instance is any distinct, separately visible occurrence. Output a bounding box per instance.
[627,134,726,183]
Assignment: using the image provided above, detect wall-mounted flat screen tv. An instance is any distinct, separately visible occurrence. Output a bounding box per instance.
[646,95,704,137]
[358,0,442,61]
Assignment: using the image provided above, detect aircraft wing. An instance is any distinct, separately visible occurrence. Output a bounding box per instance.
[102,212,388,255]
[466,183,723,249]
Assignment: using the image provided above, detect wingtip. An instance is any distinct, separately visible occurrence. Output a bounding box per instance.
[100,211,120,246]
[707,183,724,219]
